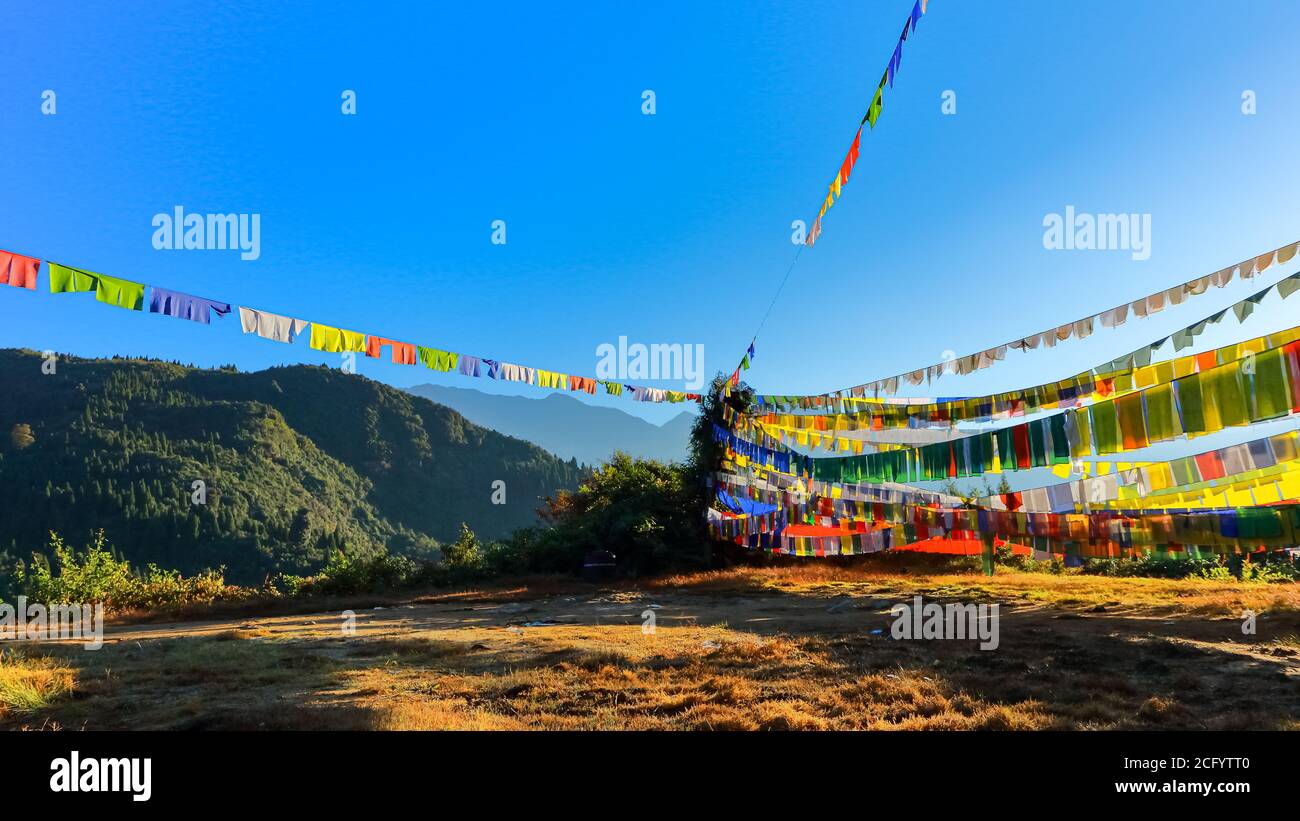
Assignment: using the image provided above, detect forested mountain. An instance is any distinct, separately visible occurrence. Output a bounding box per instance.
[0,350,584,583]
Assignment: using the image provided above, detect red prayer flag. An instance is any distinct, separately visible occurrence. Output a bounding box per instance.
[1194,451,1226,481]
[1012,424,1032,470]
[839,128,862,186]
[0,249,40,290]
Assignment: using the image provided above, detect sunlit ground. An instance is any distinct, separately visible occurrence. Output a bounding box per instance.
[4,562,1299,730]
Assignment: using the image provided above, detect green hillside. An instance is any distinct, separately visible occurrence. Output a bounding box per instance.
[0,349,583,583]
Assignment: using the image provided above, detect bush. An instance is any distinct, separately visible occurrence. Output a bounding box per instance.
[273,549,436,597]
[481,526,570,576]
[536,452,709,576]
[994,547,1066,575]
[11,530,251,612]
[18,531,135,606]
[1238,558,1300,583]
[1081,553,1300,581]
[441,523,487,578]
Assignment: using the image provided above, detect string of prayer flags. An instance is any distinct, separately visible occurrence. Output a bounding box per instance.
[800,334,1300,485]
[713,423,809,476]
[5,247,710,407]
[717,461,1298,552]
[762,238,1300,400]
[740,319,1300,435]
[741,340,756,372]
[708,470,1300,558]
[1012,429,1300,512]
[805,0,927,249]
[723,339,758,400]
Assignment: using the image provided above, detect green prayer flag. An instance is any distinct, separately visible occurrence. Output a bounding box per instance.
[1145,383,1177,443]
[1028,418,1048,467]
[1210,362,1249,427]
[417,346,458,372]
[1049,413,1070,463]
[995,427,1015,471]
[864,86,884,128]
[47,262,99,294]
[93,274,145,311]
[1278,274,1300,300]
[1233,289,1268,323]
[1090,401,1121,455]
[1250,348,1291,421]
[1176,373,1206,434]
[1171,456,1197,486]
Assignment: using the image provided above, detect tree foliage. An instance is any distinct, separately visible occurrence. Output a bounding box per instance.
[538,451,709,575]
[8,423,34,451]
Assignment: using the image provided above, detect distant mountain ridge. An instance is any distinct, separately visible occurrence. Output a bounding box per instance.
[0,350,583,584]
[406,384,696,467]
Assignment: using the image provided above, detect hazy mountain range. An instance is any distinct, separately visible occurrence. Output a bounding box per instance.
[406,384,696,467]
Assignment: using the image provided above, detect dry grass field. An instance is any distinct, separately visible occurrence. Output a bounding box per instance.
[4,561,1299,731]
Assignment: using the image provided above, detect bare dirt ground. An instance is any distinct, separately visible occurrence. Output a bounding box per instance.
[4,567,1300,730]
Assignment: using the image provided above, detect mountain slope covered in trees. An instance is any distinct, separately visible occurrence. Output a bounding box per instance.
[0,349,583,583]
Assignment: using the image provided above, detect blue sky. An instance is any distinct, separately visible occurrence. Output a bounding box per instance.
[3,0,1300,427]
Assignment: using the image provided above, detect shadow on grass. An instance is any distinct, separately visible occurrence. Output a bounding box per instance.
[10,598,1300,730]
[12,547,1300,731]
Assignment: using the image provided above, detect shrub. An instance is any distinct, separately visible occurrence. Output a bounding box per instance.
[1082,552,1300,582]
[11,530,251,612]
[18,531,135,606]
[994,548,1065,575]
[1240,558,1300,583]
[537,452,709,576]
[481,526,571,576]
[441,523,487,578]
[273,549,434,597]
